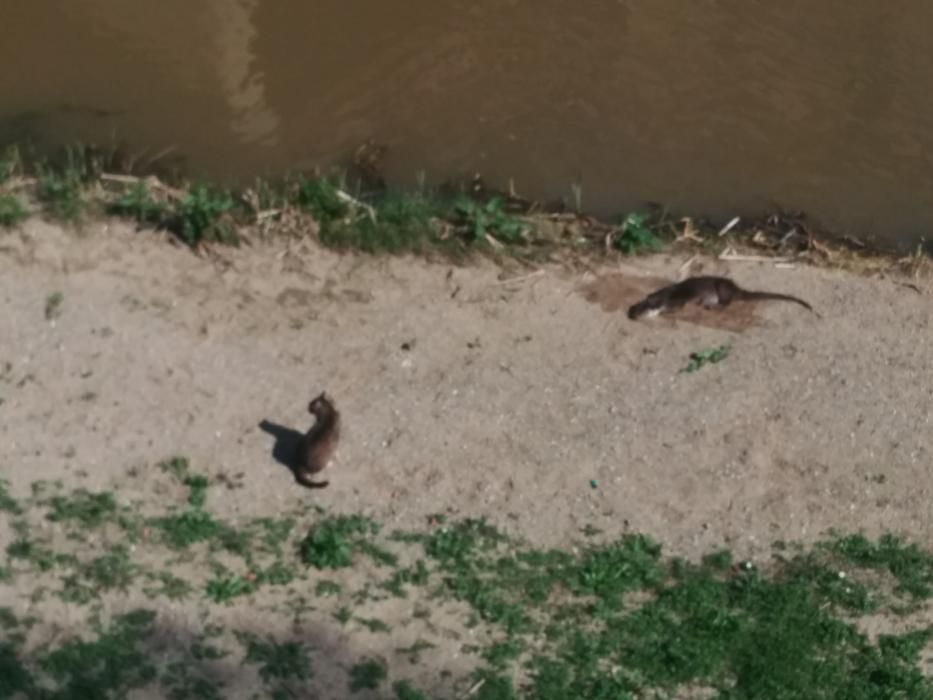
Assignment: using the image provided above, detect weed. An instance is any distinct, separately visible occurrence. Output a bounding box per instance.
[108,181,167,225]
[295,176,348,224]
[321,190,444,253]
[383,559,430,597]
[47,489,118,528]
[38,609,158,697]
[150,508,228,549]
[159,455,192,482]
[171,184,237,245]
[315,580,342,596]
[256,560,296,587]
[184,474,209,509]
[356,616,391,634]
[36,167,84,221]
[573,534,664,602]
[60,545,136,603]
[0,641,34,697]
[393,679,430,700]
[299,514,391,569]
[829,533,933,599]
[161,658,224,700]
[0,479,22,514]
[205,572,257,603]
[349,658,387,692]
[395,640,436,664]
[334,606,353,625]
[681,343,731,373]
[45,291,64,321]
[7,537,69,572]
[239,633,311,685]
[0,193,27,227]
[0,145,21,182]
[254,516,296,555]
[613,212,663,254]
[144,571,193,600]
[451,196,526,245]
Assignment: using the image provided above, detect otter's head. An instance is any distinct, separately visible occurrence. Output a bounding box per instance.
[627,296,664,320]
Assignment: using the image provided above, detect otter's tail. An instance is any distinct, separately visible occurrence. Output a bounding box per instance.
[743,291,817,315]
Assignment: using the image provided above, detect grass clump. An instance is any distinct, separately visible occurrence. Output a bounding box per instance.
[612,212,663,254]
[38,609,158,697]
[829,533,933,599]
[239,633,312,697]
[393,679,430,700]
[60,545,136,604]
[299,514,395,569]
[108,181,167,225]
[0,193,27,227]
[36,166,84,221]
[0,479,22,514]
[44,291,64,321]
[171,184,237,245]
[450,196,527,245]
[205,572,257,603]
[681,343,732,373]
[46,489,118,528]
[349,658,387,692]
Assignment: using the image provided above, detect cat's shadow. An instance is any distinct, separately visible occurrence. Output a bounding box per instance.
[258,419,302,477]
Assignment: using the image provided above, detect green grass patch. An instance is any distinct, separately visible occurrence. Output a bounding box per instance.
[299,514,395,569]
[612,211,664,254]
[171,184,237,245]
[0,479,22,514]
[46,489,119,528]
[44,291,64,321]
[0,193,27,227]
[239,632,312,694]
[37,609,158,697]
[349,658,387,692]
[681,343,732,373]
[107,181,168,225]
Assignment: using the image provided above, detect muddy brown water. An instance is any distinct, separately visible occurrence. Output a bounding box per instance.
[2,1,933,247]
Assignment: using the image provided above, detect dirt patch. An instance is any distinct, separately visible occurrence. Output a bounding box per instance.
[578,271,764,332]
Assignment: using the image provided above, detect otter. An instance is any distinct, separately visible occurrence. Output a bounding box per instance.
[293,392,340,489]
[627,275,816,320]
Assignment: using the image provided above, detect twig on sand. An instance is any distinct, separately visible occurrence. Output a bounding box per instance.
[460,679,485,699]
[493,269,545,286]
[719,248,794,264]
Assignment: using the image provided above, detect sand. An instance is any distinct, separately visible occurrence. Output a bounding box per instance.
[3,218,932,563]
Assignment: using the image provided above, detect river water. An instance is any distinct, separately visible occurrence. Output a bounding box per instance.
[2,1,932,245]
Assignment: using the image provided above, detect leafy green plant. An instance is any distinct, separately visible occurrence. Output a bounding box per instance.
[299,515,393,569]
[0,193,27,227]
[205,573,256,603]
[681,343,731,373]
[46,489,119,528]
[44,291,64,320]
[36,168,84,221]
[452,196,527,245]
[295,176,348,224]
[108,182,167,225]
[171,184,236,245]
[349,658,387,692]
[613,212,663,254]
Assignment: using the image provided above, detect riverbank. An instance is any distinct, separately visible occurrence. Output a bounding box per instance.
[4,146,933,696]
